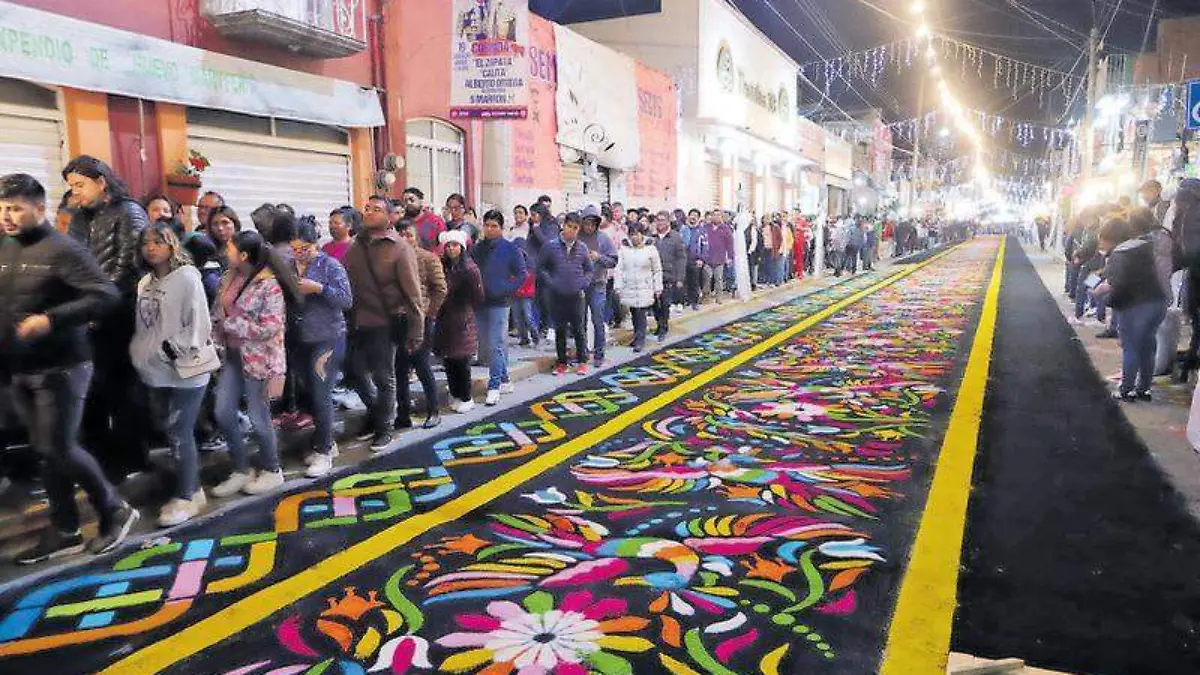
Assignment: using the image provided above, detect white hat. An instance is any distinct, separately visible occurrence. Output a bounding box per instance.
[439,229,470,248]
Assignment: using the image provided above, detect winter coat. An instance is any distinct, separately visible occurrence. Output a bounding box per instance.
[213,267,287,381]
[746,226,764,262]
[527,220,562,260]
[579,230,618,286]
[414,246,449,318]
[1141,229,1175,297]
[471,236,527,307]
[435,257,484,359]
[654,229,688,285]
[343,228,425,343]
[538,238,595,295]
[131,265,213,389]
[0,223,119,375]
[68,198,149,297]
[1106,238,1166,310]
[615,244,663,309]
[296,252,353,344]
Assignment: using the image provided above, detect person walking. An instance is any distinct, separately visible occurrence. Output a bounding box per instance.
[471,209,527,405]
[616,224,663,353]
[288,218,353,478]
[210,231,288,497]
[538,213,594,375]
[131,222,216,526]
[344,196,425,452]
[435,230,484,413]
[396,219,447,427]
[652,210,686,340]
[63,155,151,482]
[579,205,618,368]
[1,173,140,563]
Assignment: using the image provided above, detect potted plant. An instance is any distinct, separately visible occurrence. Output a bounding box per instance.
[165,149,210,207]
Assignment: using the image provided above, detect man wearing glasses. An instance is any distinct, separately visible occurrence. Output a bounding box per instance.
[403,187,445,254]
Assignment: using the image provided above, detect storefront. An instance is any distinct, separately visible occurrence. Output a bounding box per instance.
[0,2,382,225]
[571,0,806,214]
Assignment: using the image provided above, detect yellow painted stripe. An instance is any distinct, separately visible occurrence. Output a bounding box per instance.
[103,243,971,675]
[880,238,1006,675]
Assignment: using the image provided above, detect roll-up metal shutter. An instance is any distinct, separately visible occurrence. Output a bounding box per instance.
[593,166,612,204]
[189,129,352,225]
[706,160,720,209]
[0,80,66,220]
[561,161,586,212]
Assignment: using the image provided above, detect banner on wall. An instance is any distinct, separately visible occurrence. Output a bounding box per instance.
[450,0,531,120]
[509,15,562,192]
[0,0,382,127]
[554,26,640,170]
[628,64,678,202]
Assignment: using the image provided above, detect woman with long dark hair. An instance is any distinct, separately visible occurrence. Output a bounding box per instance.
[130,223,214,526]
[210,230,287,497]
[207,205,242,271]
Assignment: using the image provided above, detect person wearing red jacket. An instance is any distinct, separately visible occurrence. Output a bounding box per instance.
[793,214,810,281]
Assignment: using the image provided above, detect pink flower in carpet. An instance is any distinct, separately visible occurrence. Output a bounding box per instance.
[436,590,651,675]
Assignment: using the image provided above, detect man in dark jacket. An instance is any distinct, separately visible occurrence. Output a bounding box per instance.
[538,213,594,374]
[397,220,448,429]
[344,196,426,453]
[579,205,618,368]
[63,155,151,481]
[1,173,140,563]
[471,210,526,405]
[653,210,687,340]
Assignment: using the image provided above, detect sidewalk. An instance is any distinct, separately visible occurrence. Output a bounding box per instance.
[0,271,844,584]
[1021,241,1200,521]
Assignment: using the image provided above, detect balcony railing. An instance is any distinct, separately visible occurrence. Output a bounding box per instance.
[201,0,367,59]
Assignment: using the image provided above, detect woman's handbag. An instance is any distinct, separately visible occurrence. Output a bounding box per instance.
[166,339,222,380]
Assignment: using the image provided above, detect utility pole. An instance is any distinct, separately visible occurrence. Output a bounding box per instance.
[1081,27,1100,182]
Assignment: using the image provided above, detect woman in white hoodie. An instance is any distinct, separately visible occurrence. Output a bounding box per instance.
[131,222,216,526]
[615,223,663,353]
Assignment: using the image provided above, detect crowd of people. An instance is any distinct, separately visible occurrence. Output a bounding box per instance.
[1062,178,1199,402]
[4,154,947,564]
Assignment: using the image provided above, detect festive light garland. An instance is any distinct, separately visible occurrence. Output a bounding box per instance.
[885,107,1077,147]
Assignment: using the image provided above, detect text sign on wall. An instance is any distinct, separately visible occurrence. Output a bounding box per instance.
[509,15,561,191]
[450,0,531,120]
[0,0,383,127]
[628,63,678,202]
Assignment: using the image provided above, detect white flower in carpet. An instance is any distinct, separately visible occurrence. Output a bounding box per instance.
[753,400,827,421]
[524,486,568,505]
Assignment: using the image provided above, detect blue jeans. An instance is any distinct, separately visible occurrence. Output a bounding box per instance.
[584,285,608,363]
[513,297,537,343]
[1065,263,1080,297]
[480,305,510,390]
[1116,300,1167,394]
[152,385,207,499]
[214,348,280,473]
[12,362,120,532]
[300,336,345,453]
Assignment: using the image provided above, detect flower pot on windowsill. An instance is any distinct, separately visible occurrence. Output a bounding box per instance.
[165,174,202,207]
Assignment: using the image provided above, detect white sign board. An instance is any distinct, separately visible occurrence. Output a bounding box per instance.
[449,0,531,120]
[554,25,640,170]
[0,0,383,127]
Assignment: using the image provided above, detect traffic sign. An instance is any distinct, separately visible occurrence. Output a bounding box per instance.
[1189,80,1200,131]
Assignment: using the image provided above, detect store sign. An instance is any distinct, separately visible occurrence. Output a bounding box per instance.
[554,26,639,170]
[716,43,790,123]
[0,0,383,127]
[449,0,531,120]
[1188,80,1200,132]
[509,15,561,191]
[628,63,679,201]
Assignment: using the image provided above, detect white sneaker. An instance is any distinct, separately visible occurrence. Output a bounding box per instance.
[304,442,340,466]
[485,389,501,406]
[243,469,285,495]
[211,471,253,498]
[452,398,476,414]
[499,382,515,395]
[157,496,202,527]
[305,452,334,478]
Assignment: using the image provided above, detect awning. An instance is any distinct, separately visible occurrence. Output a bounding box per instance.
[0,0,384,128]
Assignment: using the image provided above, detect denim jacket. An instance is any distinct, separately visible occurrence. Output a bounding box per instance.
[296,252,352,344]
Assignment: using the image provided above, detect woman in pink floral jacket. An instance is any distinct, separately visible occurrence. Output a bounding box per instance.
[210,229,288,498]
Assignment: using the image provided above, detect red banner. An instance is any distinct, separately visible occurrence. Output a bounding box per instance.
[628,63,678,204]
[508,15,561,192]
